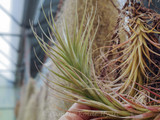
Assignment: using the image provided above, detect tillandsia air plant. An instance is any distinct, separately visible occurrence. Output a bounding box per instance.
[31,0,160,119]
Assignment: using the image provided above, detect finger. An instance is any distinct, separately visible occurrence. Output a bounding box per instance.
[68,103,91,120]
[59,112,84,120]
[59,103,91,120]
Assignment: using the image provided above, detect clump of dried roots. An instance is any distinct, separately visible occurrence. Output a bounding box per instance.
[97,1,160,104]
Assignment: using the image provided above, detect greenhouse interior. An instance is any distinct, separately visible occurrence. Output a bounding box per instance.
[0,0,160,120]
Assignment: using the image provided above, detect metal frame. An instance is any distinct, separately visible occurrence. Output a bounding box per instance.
[0,5,22,26]
[1,36,19,52]
[0,50,17,66]
[0,73,14,83]
[0,33,21,37]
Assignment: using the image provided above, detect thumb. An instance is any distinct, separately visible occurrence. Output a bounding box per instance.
[59,103,91,120]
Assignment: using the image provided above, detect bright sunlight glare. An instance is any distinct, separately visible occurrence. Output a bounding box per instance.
[0,0,12,85]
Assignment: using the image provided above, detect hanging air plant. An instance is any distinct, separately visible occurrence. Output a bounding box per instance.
[97,1,160,98]
[32,0,160,119]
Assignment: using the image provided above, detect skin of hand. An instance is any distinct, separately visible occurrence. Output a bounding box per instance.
[59,103,91,120]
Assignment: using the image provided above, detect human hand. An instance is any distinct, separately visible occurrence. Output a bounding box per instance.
[59,103,91,120]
